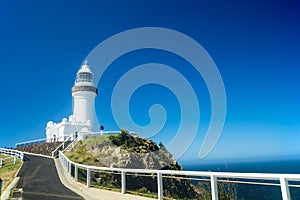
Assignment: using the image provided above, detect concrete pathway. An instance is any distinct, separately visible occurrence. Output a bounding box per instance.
[13,153,153,200]
[54,157,153,200]
[13,154,83,200]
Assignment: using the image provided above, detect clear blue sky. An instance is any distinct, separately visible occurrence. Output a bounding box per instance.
[0,0,299,164]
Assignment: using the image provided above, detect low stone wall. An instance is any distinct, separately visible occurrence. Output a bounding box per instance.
[16,142,63,156]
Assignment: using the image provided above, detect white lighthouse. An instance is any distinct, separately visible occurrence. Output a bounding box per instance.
[46,61,98,141]
[72,61,98,128]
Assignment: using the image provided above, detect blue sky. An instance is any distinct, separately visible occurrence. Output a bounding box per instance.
[0,0,299,164]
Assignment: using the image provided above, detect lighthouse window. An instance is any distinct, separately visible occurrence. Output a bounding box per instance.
[77,72,92,82]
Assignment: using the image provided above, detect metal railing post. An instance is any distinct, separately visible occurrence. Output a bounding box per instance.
[75,164,78,181]
[121,170,126,194]
[87,167,91,187]
[68,162,72,176]
[280,177,291,200]
[64,157,67,169]
[13,157,16,164]
[157,172,163,200]
[210,175,219,200]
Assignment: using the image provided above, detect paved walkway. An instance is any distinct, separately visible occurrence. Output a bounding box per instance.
[54,157,153,200]
[13,153,152,200]
[14,154,83,200]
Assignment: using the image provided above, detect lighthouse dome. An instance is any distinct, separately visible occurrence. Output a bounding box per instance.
[76,61,93,83]
[77,63,92,74]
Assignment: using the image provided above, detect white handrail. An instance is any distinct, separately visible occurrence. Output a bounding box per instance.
[62,136,80,153]
[15,135,67,148]
[0,156,17,168]
[15,138,47,148]
[51,134,74,157]
[0,148,24,161]
[58,151,299,200]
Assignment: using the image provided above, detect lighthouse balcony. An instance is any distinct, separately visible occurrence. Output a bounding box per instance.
[72,85,98,94]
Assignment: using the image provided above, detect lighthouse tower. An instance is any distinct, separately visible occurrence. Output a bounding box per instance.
[72,61,98,130]
[46,61,98,141]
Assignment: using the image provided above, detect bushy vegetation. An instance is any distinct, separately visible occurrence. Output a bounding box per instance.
[108,129,159,153]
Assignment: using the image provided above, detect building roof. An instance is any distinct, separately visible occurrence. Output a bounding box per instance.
[77,61,93,74]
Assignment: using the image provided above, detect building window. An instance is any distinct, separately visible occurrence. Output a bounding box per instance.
[76,72,92,82]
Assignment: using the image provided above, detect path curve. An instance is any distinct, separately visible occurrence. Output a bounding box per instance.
[14,154,84,200]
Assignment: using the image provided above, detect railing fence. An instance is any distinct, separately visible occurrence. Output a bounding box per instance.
[0,148,24,165]
[0,157,17,168]
[58,151,300,200]
[51,134,75,157]
[15,135,71,148]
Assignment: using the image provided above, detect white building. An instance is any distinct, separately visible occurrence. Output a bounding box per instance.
[46,61,98,141]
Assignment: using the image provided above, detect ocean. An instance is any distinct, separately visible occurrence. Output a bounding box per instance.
[184,158,300,174]
[182,158,300,200]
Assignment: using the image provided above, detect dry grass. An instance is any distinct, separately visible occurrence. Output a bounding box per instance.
[0,154,7,159]
[0,154,22,194]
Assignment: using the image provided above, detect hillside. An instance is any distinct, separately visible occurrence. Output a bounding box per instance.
[67,129,180,170]
[65,129,199,199]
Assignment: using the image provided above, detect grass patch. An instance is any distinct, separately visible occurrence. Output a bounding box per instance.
[65,141,102,166]
[0,155,22,194]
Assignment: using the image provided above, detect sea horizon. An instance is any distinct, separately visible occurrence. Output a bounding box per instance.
[181,157,300,199]
[181,157,300,174]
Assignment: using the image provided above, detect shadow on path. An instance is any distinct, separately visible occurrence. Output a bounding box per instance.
[14,154,83,200]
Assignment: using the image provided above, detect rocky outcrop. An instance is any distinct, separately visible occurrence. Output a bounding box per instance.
[66,130,198,199]
[83,130,179,169]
